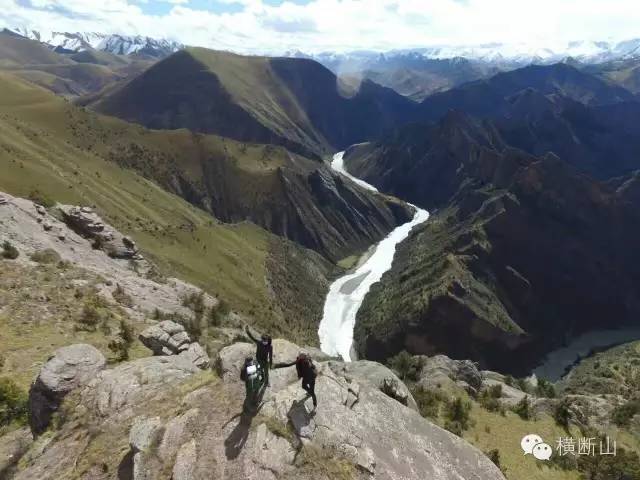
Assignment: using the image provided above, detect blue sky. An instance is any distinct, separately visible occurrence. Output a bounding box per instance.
[2,0,639,54]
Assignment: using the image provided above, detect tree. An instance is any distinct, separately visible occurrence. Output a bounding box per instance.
[513,395,532,420]
[108,319,135,361]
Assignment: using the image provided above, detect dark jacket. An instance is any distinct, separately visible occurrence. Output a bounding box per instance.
[246,327,273,365]
[278,355,317,380]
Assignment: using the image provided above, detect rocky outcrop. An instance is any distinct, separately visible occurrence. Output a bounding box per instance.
[14,339,505,480]
[58,205,139,259]
[28,344,106,435]
[138,320,211,369]
[416,355,484,396]
[0,191,214,320]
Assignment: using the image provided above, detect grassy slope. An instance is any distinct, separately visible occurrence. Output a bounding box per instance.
[188,48,327,153]
[0,31,71,67]
[0,262,151,390]
[0,72,330,343]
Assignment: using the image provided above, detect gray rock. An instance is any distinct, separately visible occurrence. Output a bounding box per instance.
[417,354,483,396]
[129,417,163,452]
[328,360,418,411]
[59,205,138,258]
[29,344,106,434]
[179,342,211,370]
[139,321,190,355]
[0,427,32,475]
[262,361,505,480]
[158,408,199,459]
[172,440,198,480]
[82,355,200,417]
[217,342,254,382]
[457,360,483,393]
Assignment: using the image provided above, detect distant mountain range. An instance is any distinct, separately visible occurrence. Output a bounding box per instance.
[9,27,182,58]
[292,39,640,70]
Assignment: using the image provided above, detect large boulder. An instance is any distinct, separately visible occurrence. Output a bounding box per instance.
[261,362,505,480]
[58,205,139,259]
[418,354,483,396]
[16,340,506,480]
[328,360,418,411]
[139,320,210,369]
[139,320,192,355]
[28,344,106,434]
[82,355,201,418]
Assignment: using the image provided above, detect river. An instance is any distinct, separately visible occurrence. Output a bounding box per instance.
[533,326,640,381]
[318,152,430,361]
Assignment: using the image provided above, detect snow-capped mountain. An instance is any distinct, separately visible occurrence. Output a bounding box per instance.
[287,39,640,72]
[10,28,182,58]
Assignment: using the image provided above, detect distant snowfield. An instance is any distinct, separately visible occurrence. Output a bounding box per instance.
[318,152,429,361]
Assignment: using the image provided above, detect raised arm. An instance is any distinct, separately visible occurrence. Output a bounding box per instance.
[273,360,296,369]
[245,325,259,343]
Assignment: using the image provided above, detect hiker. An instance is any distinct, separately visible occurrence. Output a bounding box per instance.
[277,352,318,408]
[245,325,273,386]
[240,356,264,405]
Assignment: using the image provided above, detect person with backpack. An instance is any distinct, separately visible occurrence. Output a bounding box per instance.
[245,325,273,386]
[276,352,318,408]
[240,356,264,406]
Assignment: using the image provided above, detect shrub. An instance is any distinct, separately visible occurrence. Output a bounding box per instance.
[444,397,472,435]
[0,377,28,427]
[77,303,102,331]
[611,400,640,427]
[182,291,206,315]
[112,284,133,307]
[28,189,55,208]
[512,395,532,420]
[479,388,505,415]
[577,441,640,479]
[536,378,556,398]
[208,299,230,327]
[486,449,505,474]
[504,375,515,387]
[516,378,531,394]
[108,319,135,361]
[387,351,424,382]
[1,241,19,260]
[553,398,572,429]
[413,386,448,419]
[30,248,61,264]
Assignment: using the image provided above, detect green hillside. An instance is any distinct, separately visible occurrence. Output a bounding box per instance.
[0,72,332,344]
[86,46,418,157]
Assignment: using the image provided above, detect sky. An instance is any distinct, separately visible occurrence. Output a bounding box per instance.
[2,0,640,54]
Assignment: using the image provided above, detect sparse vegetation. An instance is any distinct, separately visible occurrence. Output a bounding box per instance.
[479,384,505,415]
[553,398,572,429]
[0,376,28,428]
[387,350,424,382]
[486,449,505,474]
[30,248,61,264]
[444,397,472,436]
[108,319,135,361]
[512,395,532,420]
[28,189,55,208]
[412,386,448,419]
[611,399,640,427]
[1,240,19,259]
[112,283,133,307]
[536,378,556,398]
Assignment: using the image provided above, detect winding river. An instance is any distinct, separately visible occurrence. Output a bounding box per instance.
[318,152,430,361]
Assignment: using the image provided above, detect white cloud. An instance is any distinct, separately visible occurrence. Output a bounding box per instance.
[2,0,640,53]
